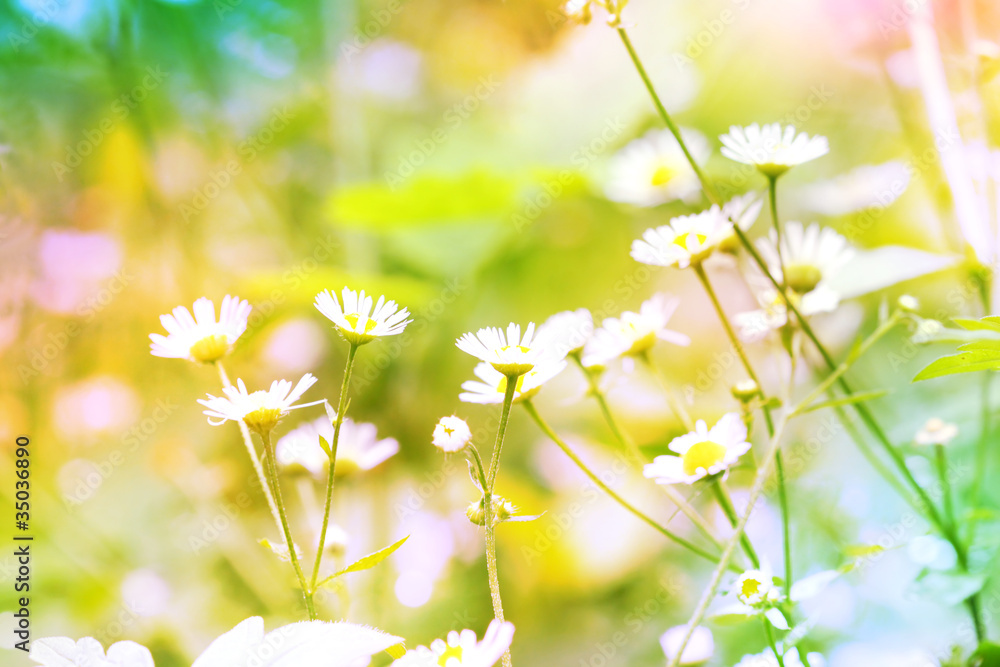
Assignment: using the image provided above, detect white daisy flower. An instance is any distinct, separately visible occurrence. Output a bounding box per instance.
[583,294,689,367]
[315,287,411,346]
[192,616,404,667]
[660,625,714,665]
[915,418,959,446]
[275,414,399,475]
[643,413,751,485]
[29,637,154,667]
[605,128,711,207]
[456,322,556,376]
[734,647,821,667]
[149,295,252,363]
[392,620,515,667]
[536,308,594,358]
[733,567,782,607]
[460,358,567,404]
[631,195,761,269]
[720,123,829,178]
[433,415,473,452]
[198,374,321,436]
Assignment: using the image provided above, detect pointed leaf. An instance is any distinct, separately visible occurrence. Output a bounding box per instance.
[502,511,546,523]
[913,349,1000,382]
[325,400,337,425]
[318,435,332,458]
[953,316,1000,333]
[797,390,888,415]
[765,608,790,630]
[322,535,409,583]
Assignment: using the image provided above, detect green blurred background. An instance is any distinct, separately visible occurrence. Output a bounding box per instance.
[1,0,999,664]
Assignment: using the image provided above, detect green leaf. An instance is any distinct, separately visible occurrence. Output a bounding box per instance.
[320,535,409,585]
[959,340,1000,352]
[953,316,1000,333]
[913,349,1000,381]
[502,511,546,523]
[969,641,1000,667]
[797,390,888,415]
[318,435,332,458]
[259,539,301,563]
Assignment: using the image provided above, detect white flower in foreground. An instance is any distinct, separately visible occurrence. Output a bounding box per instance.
[734,568,781,607]
[720,123,828,178]
[433,415,473,452]
[315,287,411,346]
[631,195,761,269]
[192,616,403,667]
[659,625,714,665]
[915,418,959,446]
[276,414,398,475]
[584,293,689,366]
[536,308,594,358]
[605,128,711,207]
[734,647,823,667]
[457,322,557,376]
[149,295,252,363]
[643,413,750,485]
[30,637,154,667]
[392,620,514,667]
[198,374,321,436]
[460,358,567,404]
[716,568,837,631]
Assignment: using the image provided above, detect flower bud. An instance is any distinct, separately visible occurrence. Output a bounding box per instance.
[731,379,760,403]
[433,416,473,453]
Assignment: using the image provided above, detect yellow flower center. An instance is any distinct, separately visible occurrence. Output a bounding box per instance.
[741,577,761,598]
[682,440,727,476]
[650,164,677,186]
[500,345,531,354]
[673,232,708,251]
[243,407,283,437]
[189,334,230,363]
[784,263,823,294]
[344,313,378,333]
[438,645,463,666]
[443,426,455,436]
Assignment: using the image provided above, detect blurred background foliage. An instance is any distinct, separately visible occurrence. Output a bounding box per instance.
[1,0,1000,665]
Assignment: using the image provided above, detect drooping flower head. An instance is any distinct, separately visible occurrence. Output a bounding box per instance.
[433,415,473,453]
[631,195,761,269]
[605,128,711,207]
[915,417,959,446]
[315,287,411,346]
[150,295,252,363]
[583,293,689,367]
[276,414,398,475]
[643,413,751,485]
[720,123,829,178]
[392,620,515,667]
[460,358,567,405]
[198,374,321,437]
[457,322,555,377]
[659,625,714,665]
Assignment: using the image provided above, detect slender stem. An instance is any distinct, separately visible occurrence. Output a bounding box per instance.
[260,430,317,619]
[216,361,284,537]
[935,445,957,535]
[767,175,787,290]
[616,27,719,203]
[969,372,992,546]
[667,413,790,667]
[774,455,791,598]
[484,376,518,667]
[522,400,740,571]
[713,481,760,569]
[573,356,729,554]
[309,344,359,592]
[639,352,695,431]
[763,618,786,667]
[467,444,489,492]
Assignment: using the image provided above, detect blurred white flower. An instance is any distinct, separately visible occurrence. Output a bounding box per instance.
[796,162,909,215]
[53,376,140,441]
[191,616,403,667]
[315,287,411,346]
[150,295,252,363]
[734,647,822,667]
[340,39,424,102]
[29,637,154,667]
[720,123,829,177]
[914,417,958,446]
[199,374,321,436]
[536,308,594,358]
[261,318,328,373]
[605,128,710,207]
[121,569,172,618]
[583,293,689,366]
[457,322,557,376]
[734,567,781,608]
[563,0,592,23]
[659,625,714,665]
[432,416,473,453]
[643,413,750,485]
[276,414,398,475]
[460,358,567,404]
[631,197,759,269]
[392,620,514,667]
[31,230,122,315]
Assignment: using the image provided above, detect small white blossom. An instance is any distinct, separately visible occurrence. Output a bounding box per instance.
[198,374,321,436]
[392,620,515,667]
[457,322,558,376]
[583,293,689,367]
[720,123,829,177]
[643,413,751,485]
[460,358,567,404]
[149,295,251,363]
[659,625,714,665]
[605,129,711,207]
[433,416,473,452]
[275,414,398,475]
[315,287,411,346]
[915,418,959,446]
[536,308,594,358]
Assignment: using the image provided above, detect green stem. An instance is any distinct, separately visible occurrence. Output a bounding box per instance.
[767,175,787,290]
[485,375,518,667]
[523,400,740,571]
[216,361,284,537]
[763,618,786,667]
[260,430,316,619]
[935,445,957,537]
[713,481,760,569]
[309,344,358,592]
[969,372,992,546]
[616,27,719,203]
